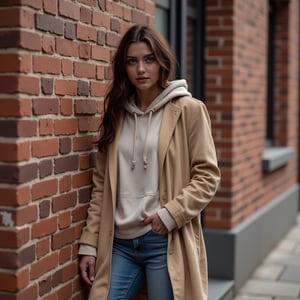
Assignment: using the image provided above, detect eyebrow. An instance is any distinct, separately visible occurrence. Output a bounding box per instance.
[126,53,154,58]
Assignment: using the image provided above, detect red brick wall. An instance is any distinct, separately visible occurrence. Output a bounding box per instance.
[205,0,299,229]
[0,0,154,298]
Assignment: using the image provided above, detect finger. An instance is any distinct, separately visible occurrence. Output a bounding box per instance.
[88,260,95,282]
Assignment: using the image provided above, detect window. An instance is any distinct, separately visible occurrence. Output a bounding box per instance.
[155,0,205,99]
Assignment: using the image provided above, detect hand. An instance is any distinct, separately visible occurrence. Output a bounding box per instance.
[80,255,95,286]
[143,213,168,235]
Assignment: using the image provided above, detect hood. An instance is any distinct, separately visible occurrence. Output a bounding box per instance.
[123,79,191,170]
[125,79,191,116]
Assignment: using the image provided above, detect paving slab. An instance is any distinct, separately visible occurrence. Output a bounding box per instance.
[239,279,300,298]
[280,265,300,282]
[252,264,284,280]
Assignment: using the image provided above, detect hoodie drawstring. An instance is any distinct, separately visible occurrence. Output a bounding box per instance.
[143,110,152,169]
[131,113,138,169]
[131,110,153,170]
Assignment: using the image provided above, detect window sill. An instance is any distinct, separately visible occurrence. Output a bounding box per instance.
[262,147,294,172]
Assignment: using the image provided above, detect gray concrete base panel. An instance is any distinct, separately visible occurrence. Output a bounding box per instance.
[204,184,299,291]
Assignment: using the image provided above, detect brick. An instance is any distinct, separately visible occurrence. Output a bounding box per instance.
[64,22,76,40]
[31,178,58,201]
[39,118,54,136]
[73,136,93,151]
[59,175,72,193]
[55,79,77,96]
[33,98,58,115]
[39,159,53,178]
[39,200,51,218]
[31,216,57,239]
[0,244,35,269]
[96,65,105,80]
[43,0,57,15]
[0,30,19,49]
[0,75,18,94]
[41,78,54,95]
[79,43,90,59]
[59,137,71,154]
[74,61,96,79]
[60,98,73,115]
[61,59,73,76]
[106,31,120,47]
[18,75,40,95]
[0,54,31,73]
[0,9,19,27]
[97,30,105,45]
[39,275,52,296]
[58,211,71,229]
[54,118,77,135]
[32,138,59,158]
[53,263,77,286]
[52,226,76,249]
[30,252,59,280]
[75,99,97,115]
[0,141,30,162]
[58,0,80,20]
[0,186,30,206]
[15,204,38,226]
[79,153,90,169]
[42,35,55,54]
[0,98,31,117]
[52,191,77,213]
[54,155,79,174]
[91,45,110,62]
[90,81,109,97]
[35,13,64,35]
[33,55,61,74]
[77,80,89,96]
[72,170,92,188]
[76,23,97,41]
[111,18,120,32]
[78,186,92,203]
[56,37,78,57]
[0,228,29,249]
[80,6,92,24]
[20,31,41,51]
[36,237,50,259]
[19,8,35,28]
[0,268,29,292]
[57,282,73,300]
[0,163,38,184]
[78,117,89,132]
[72,204,88,222]
[59,246,71,265]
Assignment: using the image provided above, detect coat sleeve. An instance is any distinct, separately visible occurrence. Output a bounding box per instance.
[79,150,107,248]
[164,100,221,228]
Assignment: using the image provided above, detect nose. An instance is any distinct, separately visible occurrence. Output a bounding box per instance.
[137,61,145,73]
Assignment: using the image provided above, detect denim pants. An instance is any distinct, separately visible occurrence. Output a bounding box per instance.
[107,230,174,300]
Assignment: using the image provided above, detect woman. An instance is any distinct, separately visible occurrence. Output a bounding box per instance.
[79,24,220,300]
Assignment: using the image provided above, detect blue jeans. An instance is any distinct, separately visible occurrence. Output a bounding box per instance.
[107,230,173,300]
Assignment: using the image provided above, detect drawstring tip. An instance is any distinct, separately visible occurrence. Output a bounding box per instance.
[143,159,148,169]
[131,161,136,170]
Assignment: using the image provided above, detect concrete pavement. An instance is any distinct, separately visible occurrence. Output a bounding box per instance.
[233,214,300,300]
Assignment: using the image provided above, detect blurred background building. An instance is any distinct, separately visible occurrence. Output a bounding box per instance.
[0,0,299,299]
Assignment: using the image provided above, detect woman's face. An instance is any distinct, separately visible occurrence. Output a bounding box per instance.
[125,42,161,94]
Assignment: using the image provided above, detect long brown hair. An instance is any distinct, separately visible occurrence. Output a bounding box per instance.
[97,25,176,152]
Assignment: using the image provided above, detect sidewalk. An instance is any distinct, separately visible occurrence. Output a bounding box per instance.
[233,214,300,300]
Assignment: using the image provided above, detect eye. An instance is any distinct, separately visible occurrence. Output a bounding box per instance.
[145,55,156,64]
[127,58,137,66]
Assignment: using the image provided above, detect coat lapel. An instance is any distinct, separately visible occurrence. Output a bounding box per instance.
[158,102,182,174]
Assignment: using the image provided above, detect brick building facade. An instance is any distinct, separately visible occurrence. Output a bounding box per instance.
[0,0,299,299]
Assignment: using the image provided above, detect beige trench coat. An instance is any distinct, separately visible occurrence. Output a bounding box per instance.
[79,96,221,300]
